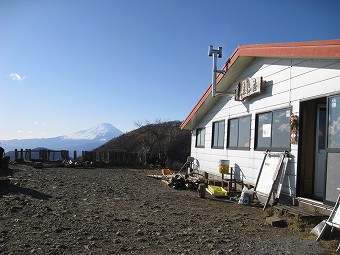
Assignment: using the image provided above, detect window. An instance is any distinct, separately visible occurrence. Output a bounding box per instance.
[228,115,251,149]
[195,128,205,148]
[328,95,340,148]
[255,108,291,150]
[212,120,225,148]
[228,119,238,148]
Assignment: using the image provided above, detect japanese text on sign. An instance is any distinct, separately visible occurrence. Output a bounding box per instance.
[235,77,264,101]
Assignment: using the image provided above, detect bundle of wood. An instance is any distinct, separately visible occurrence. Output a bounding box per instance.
[148,171,204,190]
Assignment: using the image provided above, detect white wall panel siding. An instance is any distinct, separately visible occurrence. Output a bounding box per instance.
[291,77,340,102]
[291,68,340,90]
[249,92,291,113]
[241,58,289,80]
[292,59,340,78]
[190,57,340,198]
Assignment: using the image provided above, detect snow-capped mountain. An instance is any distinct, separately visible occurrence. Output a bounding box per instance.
[1,123,123,157]
[62,123,123,141]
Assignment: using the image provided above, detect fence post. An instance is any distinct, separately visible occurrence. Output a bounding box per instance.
[61,150,69,161]
[28,149,32,161]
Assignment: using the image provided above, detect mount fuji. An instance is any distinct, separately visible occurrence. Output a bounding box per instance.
[1,123,123,157]
[61,123,122,141]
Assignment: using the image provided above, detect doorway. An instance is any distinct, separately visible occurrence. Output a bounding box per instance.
[298,97,327,201]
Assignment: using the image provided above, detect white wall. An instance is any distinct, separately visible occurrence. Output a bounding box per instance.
[191,57,340,197]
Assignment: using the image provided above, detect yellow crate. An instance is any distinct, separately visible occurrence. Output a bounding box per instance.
[207,185,228,196]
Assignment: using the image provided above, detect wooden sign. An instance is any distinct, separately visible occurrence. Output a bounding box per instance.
[235,77,264,101]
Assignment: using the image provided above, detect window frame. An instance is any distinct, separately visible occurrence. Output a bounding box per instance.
[255,108,291,151]
[195,128,206,148]
[211,120,225,149]
[227,115,251,150]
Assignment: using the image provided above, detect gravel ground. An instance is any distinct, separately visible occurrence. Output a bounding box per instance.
[0,164,338,255]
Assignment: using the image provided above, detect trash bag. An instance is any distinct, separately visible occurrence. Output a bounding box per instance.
[239,186,254,205]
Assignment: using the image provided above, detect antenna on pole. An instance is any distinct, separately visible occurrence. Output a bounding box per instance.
[208,45,224,97]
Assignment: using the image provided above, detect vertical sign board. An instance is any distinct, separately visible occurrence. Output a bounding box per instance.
[255,154,282,194]
[255,151,288,210]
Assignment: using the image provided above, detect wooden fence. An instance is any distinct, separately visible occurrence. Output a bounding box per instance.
[83,151,163,166]
[14,148,163,167]
[14,149,69,161]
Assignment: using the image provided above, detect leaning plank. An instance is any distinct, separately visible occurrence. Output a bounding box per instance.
[161,179,171,187]
[147,174,164,180]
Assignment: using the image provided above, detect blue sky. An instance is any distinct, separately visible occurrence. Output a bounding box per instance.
[1,0,340,140]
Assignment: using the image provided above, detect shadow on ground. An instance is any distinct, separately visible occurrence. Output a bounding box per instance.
[0,179,52,200]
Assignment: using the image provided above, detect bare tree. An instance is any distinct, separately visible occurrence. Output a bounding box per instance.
[134,119,185,166]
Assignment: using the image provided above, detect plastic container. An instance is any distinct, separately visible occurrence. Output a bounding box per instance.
[161,169,172,175]
[219,160,230,174]
[207,185,228,196]
[239,187,254,205]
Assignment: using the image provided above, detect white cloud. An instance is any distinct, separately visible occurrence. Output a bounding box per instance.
[17,130,32,134]
[33,121,38,126]
[9,73,26,81]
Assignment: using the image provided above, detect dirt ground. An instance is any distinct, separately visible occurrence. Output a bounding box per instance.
[0,164,338,255]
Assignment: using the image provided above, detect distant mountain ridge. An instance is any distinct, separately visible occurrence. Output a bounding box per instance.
[1,123,123,157]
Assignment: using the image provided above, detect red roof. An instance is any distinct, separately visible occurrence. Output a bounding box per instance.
[180,39,340,130]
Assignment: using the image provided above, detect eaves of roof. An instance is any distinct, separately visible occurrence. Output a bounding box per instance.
[180,39,340,131]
